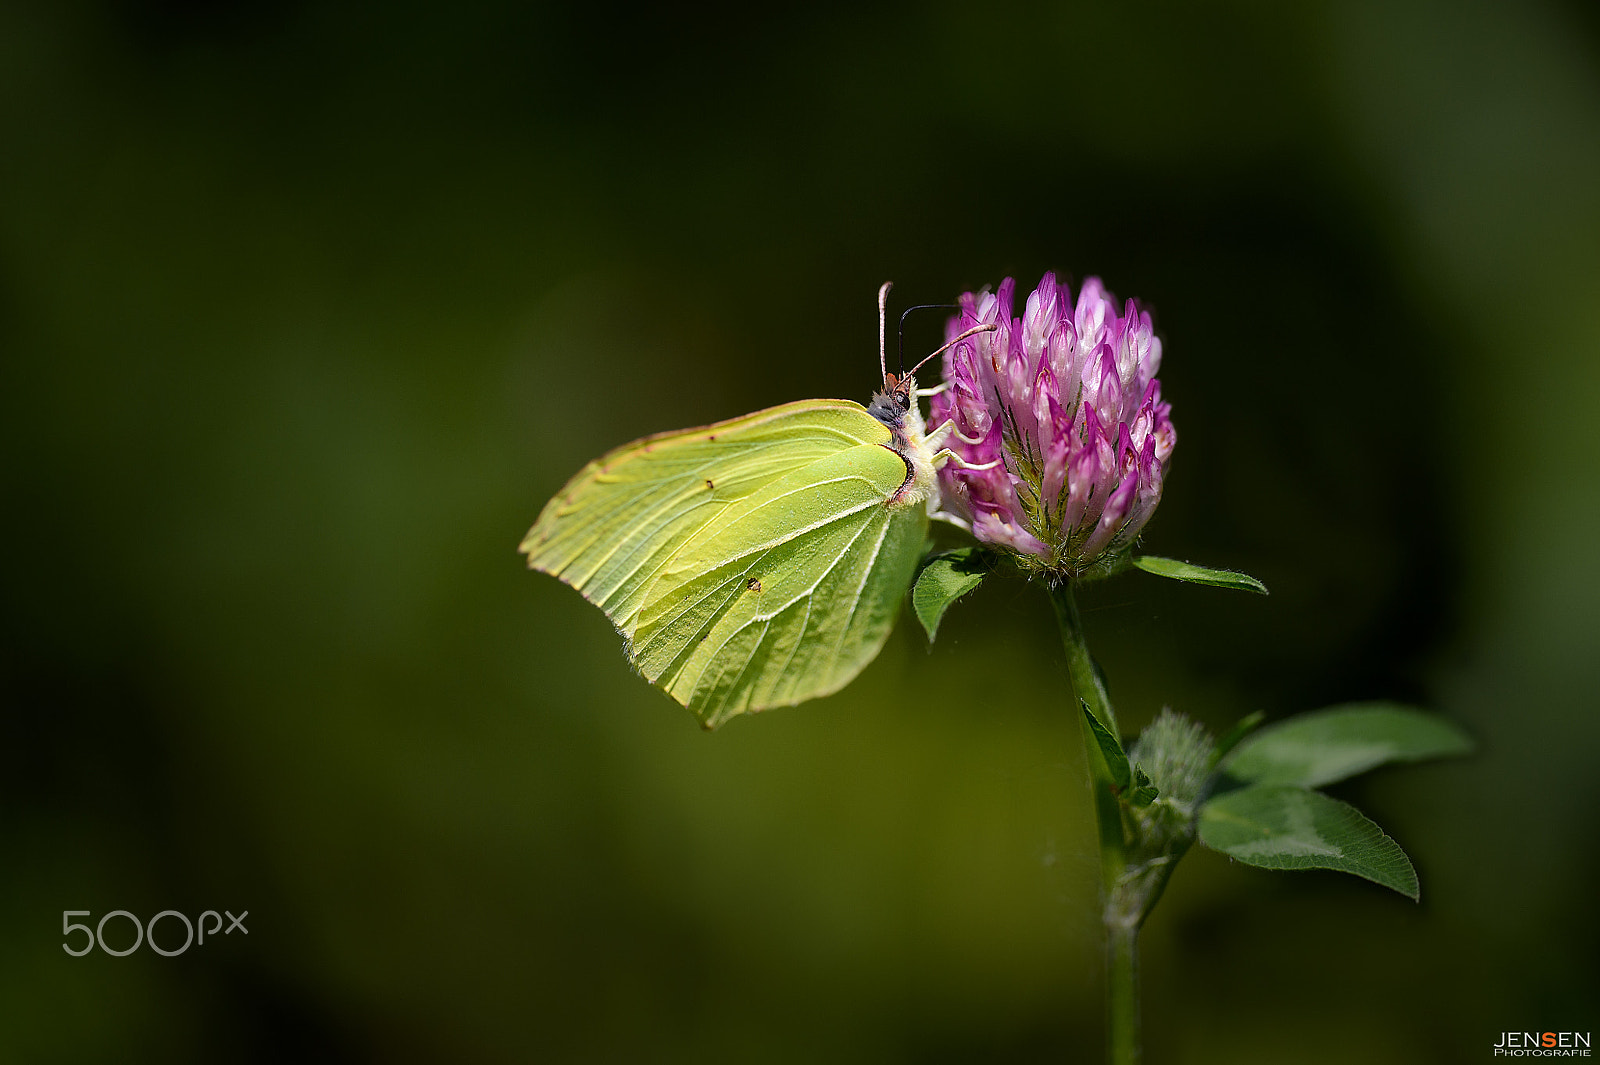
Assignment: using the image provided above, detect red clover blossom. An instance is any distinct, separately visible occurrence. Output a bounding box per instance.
[929,274,1174,579]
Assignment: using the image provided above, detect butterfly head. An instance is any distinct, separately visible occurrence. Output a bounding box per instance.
[867,372,917,427]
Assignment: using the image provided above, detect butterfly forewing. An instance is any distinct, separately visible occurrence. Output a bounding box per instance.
[522,400,892,639]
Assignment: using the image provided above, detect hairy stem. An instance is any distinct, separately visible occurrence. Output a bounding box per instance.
[1049,581,1117,738]
[1050,582,1139,1065]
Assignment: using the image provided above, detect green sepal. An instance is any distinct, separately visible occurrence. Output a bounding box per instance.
[1129,765,1159,806]
[1212,710,1265,768]
[1222,703,1474,788]
[1198,784,1420,900]
[1080,701,1131,790]
[912,548,991,642]
[1133,556,1268,594]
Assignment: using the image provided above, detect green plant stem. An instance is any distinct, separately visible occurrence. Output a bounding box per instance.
[1106,921,1139,1065]
[1050,582,1139,1065]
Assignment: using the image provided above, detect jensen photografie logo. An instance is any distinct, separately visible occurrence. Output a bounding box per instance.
[1494,1032,1593,1057]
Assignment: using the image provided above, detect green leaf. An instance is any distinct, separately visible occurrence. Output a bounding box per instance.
[912,548,990,642]
[1198,784,1419,899]
[1132,556,1268,594]
[1223,703,1474,788]
[1081,702,1131,790]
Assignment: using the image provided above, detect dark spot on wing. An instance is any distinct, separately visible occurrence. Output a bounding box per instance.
[708,434,717,441]
[705,479,714,489]
[746,578,761,592]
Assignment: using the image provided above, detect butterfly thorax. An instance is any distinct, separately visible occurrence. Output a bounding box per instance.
[867,373,939,511]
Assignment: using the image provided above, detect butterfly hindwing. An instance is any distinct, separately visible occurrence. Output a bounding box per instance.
[629,441,926,726]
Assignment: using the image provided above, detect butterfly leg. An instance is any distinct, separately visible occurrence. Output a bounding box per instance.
[924,417,988,451]
[932,448,1002,471]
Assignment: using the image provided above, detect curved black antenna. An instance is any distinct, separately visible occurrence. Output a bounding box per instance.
[897,304,960,377]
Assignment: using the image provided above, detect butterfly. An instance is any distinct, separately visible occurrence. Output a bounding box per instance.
[520,284,996,728]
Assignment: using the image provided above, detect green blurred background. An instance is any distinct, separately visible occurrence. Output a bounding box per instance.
[3,1,1597,1061]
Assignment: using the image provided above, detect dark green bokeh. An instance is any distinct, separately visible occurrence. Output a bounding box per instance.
[3,1,1597,1061]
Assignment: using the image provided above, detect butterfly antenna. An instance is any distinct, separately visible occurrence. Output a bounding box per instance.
[907,323,998,378]
[897,304,959,378]
[877,282,893,383]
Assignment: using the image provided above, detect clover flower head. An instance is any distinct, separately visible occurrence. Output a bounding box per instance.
[928,273,1174,578]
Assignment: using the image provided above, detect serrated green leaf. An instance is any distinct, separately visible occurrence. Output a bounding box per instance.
[1081,702,1131,790]
[912,548,990,641]
[1223,703,1474,788]
[1198,784,1419,899]
[1133,556,1268,594]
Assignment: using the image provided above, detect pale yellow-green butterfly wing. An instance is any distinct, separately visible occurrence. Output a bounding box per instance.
[521,399,928,727]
